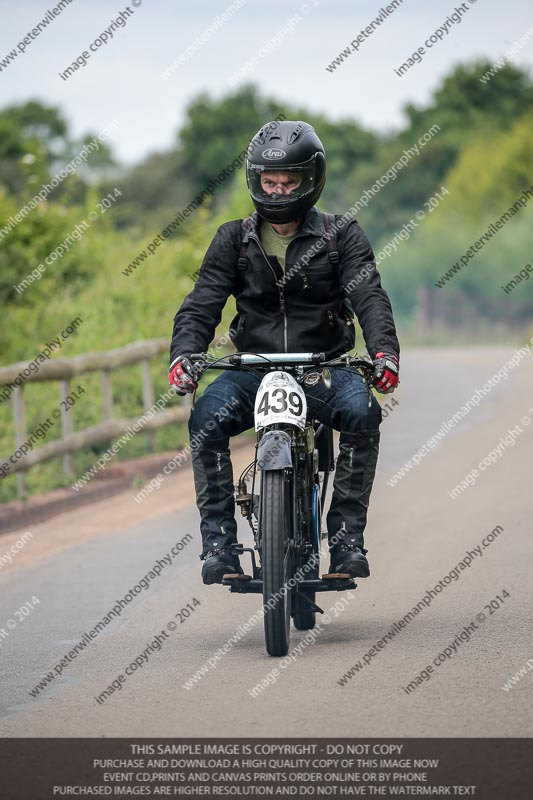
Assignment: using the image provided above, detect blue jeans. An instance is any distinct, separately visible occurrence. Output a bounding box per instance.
[190,367,381,437]
[188,368,382,556]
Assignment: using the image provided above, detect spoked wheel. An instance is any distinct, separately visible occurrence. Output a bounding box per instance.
[260,469,291,657]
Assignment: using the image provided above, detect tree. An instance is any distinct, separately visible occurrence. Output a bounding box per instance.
[402,61,533,145]
[444,113,533,220]
[178,84,283,190]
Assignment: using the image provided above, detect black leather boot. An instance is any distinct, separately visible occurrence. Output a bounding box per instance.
[327,430,380,578]
[200,547,244,585]
[190,436,243,584]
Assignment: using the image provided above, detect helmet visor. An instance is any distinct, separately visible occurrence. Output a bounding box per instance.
[246,156,318,208]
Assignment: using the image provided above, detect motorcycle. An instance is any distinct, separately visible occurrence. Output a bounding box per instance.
[190,351,375,657]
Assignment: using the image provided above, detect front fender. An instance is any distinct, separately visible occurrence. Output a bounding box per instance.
[257,430,292,470]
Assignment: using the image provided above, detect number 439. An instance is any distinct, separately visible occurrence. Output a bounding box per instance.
[257,388,303,416]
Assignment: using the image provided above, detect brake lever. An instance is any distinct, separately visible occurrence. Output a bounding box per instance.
[191,362,206,381]
[188,353,209,382]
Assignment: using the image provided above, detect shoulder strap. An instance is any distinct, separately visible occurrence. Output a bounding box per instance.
[322,212,340,265]
[238,218,252,268]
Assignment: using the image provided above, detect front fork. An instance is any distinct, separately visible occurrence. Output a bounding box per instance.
[234,426,294,577]
[227,424,354,598]
[235,425,315,578]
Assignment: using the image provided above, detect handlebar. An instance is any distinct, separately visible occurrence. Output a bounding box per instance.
[189,351,374,379]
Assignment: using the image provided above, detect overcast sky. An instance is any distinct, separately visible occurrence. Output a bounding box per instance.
[1,0,532,163]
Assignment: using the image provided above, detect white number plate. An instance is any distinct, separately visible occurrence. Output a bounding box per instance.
[254,371,307,431]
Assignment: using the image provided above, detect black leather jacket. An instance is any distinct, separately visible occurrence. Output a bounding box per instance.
[170,207,399,364]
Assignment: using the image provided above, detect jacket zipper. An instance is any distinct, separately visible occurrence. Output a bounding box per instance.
[248,233,288,352]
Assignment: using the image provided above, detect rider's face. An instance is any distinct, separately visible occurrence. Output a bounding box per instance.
[260,171,302,196]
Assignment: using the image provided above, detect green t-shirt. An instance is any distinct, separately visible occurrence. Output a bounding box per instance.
[259,219,298,271]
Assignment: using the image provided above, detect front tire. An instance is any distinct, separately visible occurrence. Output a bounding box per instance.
[260,469,291,657]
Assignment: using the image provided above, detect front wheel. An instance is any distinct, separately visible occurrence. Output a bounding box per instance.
[260,469,291,657]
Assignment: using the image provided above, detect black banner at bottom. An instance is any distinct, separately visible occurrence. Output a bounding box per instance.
[1,738,531,799]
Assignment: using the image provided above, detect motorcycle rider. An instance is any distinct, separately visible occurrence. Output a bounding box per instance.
[169,120,400,585]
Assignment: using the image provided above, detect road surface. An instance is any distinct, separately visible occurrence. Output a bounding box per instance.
[1,347,532,737]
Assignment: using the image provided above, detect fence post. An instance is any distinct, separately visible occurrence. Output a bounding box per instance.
[13,385,27,499]
[102,370,114,420]
[141,359,155,452]
[59,380,74,478]
[416,286,432,336]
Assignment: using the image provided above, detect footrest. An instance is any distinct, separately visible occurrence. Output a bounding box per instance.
[322,572,351,580]
[299,577,357,592]
[221,577,263,593]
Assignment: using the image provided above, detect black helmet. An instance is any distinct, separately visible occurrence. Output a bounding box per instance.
[246,120,326,224]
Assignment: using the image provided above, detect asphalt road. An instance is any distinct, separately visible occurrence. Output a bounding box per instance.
[1,347,532,737]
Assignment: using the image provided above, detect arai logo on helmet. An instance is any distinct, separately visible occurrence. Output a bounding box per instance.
[262,148,286,160]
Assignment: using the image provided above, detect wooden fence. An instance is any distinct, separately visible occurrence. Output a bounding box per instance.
[0,339,190,498]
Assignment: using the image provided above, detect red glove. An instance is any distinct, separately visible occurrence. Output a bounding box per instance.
[372,352,399,394]
[168,355,198,395]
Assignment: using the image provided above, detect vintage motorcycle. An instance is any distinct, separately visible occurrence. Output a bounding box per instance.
[191,351,374,657]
